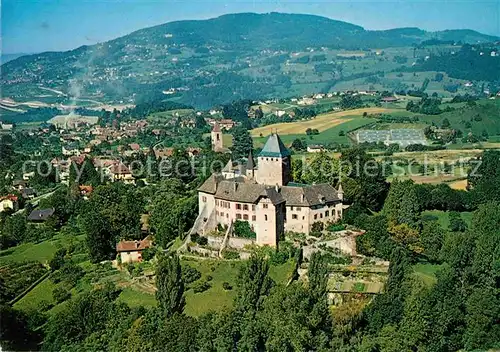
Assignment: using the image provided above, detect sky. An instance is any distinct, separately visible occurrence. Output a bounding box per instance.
[2,0,499,54]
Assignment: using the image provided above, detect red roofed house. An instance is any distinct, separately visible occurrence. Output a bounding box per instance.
[109,163,134,183]
[116,236,153,263]
[0,195,19,212]
[381,96,399,103]
[129,143,141,151]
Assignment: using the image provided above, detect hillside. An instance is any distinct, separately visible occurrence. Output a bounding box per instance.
[1,12,499,110]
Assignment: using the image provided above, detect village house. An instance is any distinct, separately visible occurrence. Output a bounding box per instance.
[28,208,55,223]
[116,236,153,263]
[62,144,81,156]
[1,122,14,130]
[12,180,28,191]
[20,188,37,200]
[307,144,325,153]
[0,195,19,212]
[195,133,345,246]
[109,163,134,183]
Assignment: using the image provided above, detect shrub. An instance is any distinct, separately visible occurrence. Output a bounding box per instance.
[49,248,68,271]
[327,223,346,232]
[191,233,200,243]
[222,282,232,291]
[52,287,71,304]
[233,220,256,239]
[182,266,201,285]
[141,247,157,261]
[192,280,211,293]
[197,236,208,246]
[222,250,240,260]
[51,262,84,286]
[205,275,213,282]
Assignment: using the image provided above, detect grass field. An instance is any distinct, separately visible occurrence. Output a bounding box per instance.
[251,108,398,137]
[14,276,57,312]
[182,257,295,317]
[413,263,443,286]
[0,235,85,265]
[421,210,473,229]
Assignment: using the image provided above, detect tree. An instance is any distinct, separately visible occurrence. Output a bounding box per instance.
[302,152,340,186]
[156,254,185,317]
[340,148,389,211]
[383,179,420,228]
[231,126,253,160]
[291,138,306,151]
[0,305,41,351]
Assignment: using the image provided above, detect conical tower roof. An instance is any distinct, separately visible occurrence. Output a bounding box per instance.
[212,122,221,133]
[246,150,255,170]
[259,133,291,158]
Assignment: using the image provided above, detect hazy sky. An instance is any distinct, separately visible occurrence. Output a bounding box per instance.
[2,0,499,54]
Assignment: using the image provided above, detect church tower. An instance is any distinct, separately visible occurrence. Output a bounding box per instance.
[256,133,291,186]
[211,122,223,152]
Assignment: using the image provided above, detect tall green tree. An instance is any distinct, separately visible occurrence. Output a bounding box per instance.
[231,126,253,160]
[155,254,185,317]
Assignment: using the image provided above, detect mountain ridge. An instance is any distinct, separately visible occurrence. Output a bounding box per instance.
[1,12,498,109]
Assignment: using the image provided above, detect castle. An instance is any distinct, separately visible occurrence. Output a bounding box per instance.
[194,125,344,247]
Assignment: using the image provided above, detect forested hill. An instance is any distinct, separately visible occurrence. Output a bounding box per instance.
[2,12,499,108]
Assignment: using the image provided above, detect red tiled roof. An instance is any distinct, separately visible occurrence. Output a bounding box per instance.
[129,143,140,151]
[212,122,221,132]
[79,185,93,194]
[109,163,131,175]
[0,194,18,202]
[116,236,152,252]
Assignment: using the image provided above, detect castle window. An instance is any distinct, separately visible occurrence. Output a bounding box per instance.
[236,203,241,210]
[243,214,249,220]
[320,214,323,218]
[265,215,268,221]
[252,205,256,211]
[263,204,268,209]
[252,215,256,221]
[302,216,305,220]
[290,206,293,211]
[226,213,229,218]
[325,210,330,217]
[202,196,207,202]
[220,212,224,217]
[314,214,318,220]
[292,214,298,220]
[243,204,248,211]
[236,214,242,219]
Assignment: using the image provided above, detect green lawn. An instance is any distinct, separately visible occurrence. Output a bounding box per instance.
[413,263,443,287]
[182,258,243,317]
[118,287,157,308]
[182,257,296,317]
[421,210,473,229]
[14,276,57,312]
[0,235,85,265]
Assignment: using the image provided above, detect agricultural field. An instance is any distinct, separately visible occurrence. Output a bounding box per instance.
[418,99,500,138]
[251,107,397,137]
[253,117,375,148]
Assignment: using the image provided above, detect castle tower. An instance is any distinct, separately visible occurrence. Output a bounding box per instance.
[245,149,255,180]
[256,133,291,186]
[211,122,223,152]
[337,183,344,201]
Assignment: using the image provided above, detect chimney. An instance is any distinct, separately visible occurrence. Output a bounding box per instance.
[275,184,280,193]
